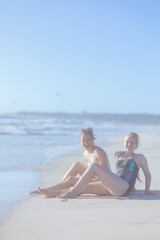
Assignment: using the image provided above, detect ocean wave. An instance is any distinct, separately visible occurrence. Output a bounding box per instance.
[0,112,160,136]
[0,114,117,136]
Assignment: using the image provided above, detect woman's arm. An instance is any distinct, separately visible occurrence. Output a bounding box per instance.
[139,154,154,195]
[96,148,110,169]
[114,151,123,161]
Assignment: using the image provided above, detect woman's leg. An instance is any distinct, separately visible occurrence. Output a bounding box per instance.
[29,176,79,195]
[61,162,87,181]
[79,182,112,196]
[38,182,111,198]
[38,187,69,198]
[59,163,129,198]
[41,176,79,192]
[45,162,87,191]
[29,162,87,194]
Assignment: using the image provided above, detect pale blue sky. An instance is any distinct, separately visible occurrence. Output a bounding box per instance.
[0,0,160,114]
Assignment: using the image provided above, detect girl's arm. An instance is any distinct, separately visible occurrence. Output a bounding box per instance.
[114,151,123,161]
[139,154,154,195]
[96,148,110,169]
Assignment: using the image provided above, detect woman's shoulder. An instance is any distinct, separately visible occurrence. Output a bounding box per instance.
[134,153,147,163]
[94,146,109,167]
[134,153,146,159]
[95,146,107,155]
[134,153,148,169]
[114,151,123,160]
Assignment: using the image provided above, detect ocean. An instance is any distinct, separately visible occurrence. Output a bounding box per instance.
[0,112,160,222]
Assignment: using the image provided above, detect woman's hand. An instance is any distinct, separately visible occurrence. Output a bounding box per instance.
[144,190,155,195]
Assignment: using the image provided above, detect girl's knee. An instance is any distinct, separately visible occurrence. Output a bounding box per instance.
[89,162,99,169]
[67,176,78,185]
[72,161,82,169]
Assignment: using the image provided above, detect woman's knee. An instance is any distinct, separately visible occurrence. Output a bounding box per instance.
[89,162,99,169]
[66,176,78,185]
[72,161,82,169]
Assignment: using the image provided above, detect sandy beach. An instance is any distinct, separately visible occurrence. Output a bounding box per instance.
[0,133,160,240]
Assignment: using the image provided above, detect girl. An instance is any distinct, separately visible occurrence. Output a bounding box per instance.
[30,127,111,196]
[58,132,154,198]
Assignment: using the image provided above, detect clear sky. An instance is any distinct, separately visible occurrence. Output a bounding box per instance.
[0,0,160,114]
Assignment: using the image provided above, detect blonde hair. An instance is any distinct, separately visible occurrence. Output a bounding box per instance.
[80,127,96,140]
[124,132,139,148]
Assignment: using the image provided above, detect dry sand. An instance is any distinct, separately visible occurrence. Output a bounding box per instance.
[0,133,160,240]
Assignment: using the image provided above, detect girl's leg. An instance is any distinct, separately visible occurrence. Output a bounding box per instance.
[38,187,69,198]
[29,162,87,194]
[29,176,79,195]
[59,163,129,198]
[43,162,87,191]
[61,162,87,181]
[38,182,111,198]
[79,182,112,196]
[41,176,79,192]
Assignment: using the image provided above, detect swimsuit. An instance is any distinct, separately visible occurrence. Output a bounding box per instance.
[88,148,111,171]
[88,150,97,166]
[116,153,139,194]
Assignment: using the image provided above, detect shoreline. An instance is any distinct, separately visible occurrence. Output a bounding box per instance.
[0,133,160,240]
[0,149,83,224]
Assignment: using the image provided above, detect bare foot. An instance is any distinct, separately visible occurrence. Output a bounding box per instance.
[38,187,56,198]
[57,190,77,199]
[38,187,48,195]
[29,189,40,195]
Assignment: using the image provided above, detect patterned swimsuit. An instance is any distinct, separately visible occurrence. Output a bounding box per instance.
[116,153,139,194]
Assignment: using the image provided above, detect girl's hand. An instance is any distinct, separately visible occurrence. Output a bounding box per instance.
[144,190,155,195]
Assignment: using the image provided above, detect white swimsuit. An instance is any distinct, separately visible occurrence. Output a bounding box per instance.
[88,150,97,166]
[87,149,111,171]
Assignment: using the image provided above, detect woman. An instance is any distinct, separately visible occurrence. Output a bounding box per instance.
[39,132,154,198]
[29,127,111,196]
[57,132,154,198]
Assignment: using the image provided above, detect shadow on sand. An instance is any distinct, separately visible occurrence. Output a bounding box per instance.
[75,189,160,201]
